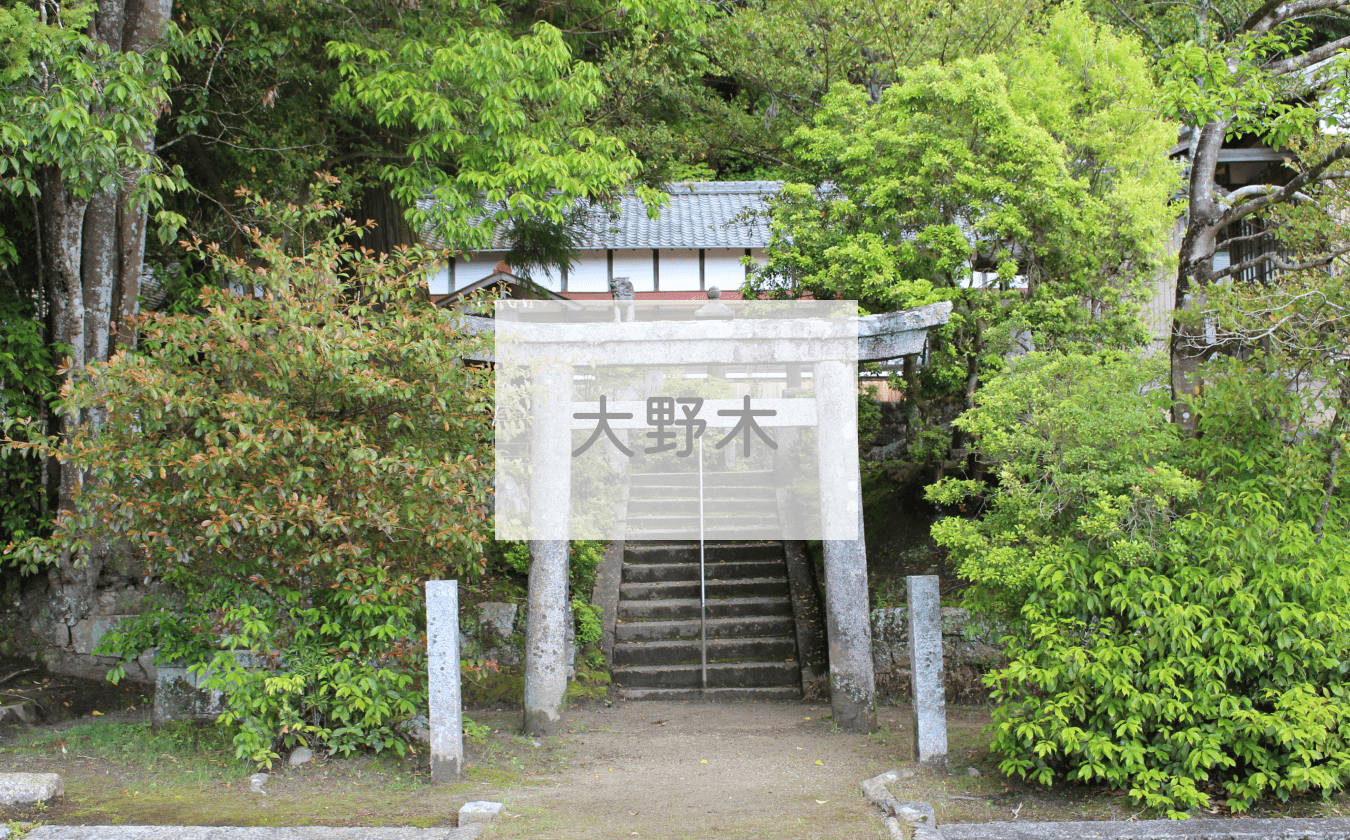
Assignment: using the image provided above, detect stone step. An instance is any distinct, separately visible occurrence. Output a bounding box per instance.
[627,489,777,505]
[625,514,777,531]
[630,472,775,487]
[619,578,789,601]
[623,560,786,583]
[626,526,785,541]
[620,686,803,702]
[614,615,795,642]
[612,661,800,689]
[624,543,783,564]
[627,498,778,515]
[613,637,798,666]
[618,596,792,621]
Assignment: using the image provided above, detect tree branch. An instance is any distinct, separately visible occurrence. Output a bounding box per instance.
[1107,0,1168,52]
[1244,0,1350,35]
[1215,225,1280,250]
[1218,142,1350,225]
[1240,0,1287,34]
[1264,32,1350,76]
[1207,240,1350,282]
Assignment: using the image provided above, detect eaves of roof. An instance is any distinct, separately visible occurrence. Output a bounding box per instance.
[422,182,781,253]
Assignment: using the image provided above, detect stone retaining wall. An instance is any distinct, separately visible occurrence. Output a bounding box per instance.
[7,573,158,684]
[870,607,1004,703]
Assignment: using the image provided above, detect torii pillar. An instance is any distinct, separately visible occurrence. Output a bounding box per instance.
[524,365,572,736]
[815,356,875,731]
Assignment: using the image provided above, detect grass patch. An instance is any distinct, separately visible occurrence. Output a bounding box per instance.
[465,765,519,785]
[11,722,247,784]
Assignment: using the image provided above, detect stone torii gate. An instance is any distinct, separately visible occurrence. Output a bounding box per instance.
[491,300,952,736]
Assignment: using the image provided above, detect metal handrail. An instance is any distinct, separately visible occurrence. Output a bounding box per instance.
[699,434,707,692]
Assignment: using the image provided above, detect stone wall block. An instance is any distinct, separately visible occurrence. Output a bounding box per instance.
[871,606,1006,703]
[478,602,518,642]
[69,614,137,655]
[0,773,63,806]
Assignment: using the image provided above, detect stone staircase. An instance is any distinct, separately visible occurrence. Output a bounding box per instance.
[624,471,780,541]
[611,541,803,700]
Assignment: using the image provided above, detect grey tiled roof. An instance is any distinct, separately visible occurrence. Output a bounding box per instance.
[421,182,780,252]
[575,181,779,250]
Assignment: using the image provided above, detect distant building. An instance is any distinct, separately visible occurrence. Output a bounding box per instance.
[427,182,777,301]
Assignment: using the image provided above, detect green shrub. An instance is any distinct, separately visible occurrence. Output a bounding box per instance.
[569,540,605,595]
[934,353,1350,816]
[0,298,55,549]
[101,568,428,768]
[15,183,494,768]
[573,596,603,646]
[488,539,607,650]
[500,541,531,577]
[928,352,1196,615]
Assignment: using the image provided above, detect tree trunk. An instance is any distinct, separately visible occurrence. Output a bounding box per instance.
[38,0,173,625]
[1170,120,1226,435]
[354,184,416,257]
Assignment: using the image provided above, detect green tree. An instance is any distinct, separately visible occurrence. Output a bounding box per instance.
[927,353,1198,612]
[746,6,1177,470]
[932,352,1350,815]
[2,0,701,620]
[1,0,191,614]
[146,0,708,280]
[595,0,1043,180]
[5,181,495,763]
[1137,1,1350,432]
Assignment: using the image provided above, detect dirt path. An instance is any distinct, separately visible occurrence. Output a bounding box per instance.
[476,699,918,840]
[18,696,1336,836]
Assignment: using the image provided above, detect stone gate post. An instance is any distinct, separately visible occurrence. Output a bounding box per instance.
[524,365,572,736]
[813,358,877,733]
[426,579,463,781]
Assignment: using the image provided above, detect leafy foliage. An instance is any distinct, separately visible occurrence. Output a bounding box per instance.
[152,0,710,276]
[491,539,607,649]
[327,8,664,255]
[0,298,55,548]
[0,1,194,222]
[6,181,494,581]
[7,181,494,764]
[747,6,1176,463]
[938,354,1350,816]
[928,353,1197,610]
[630,0,1042,178]
[100,571,427,767]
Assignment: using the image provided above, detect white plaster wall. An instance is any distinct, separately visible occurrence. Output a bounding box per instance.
[455,252,505,289]
[611,249,654,292]
[528,264,564,293]
[704,249,746,290]
[428,265,451,296]
[660,248,700,291]
[569,252,610,292]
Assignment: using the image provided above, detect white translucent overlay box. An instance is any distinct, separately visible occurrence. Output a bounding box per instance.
[494,299,859,541]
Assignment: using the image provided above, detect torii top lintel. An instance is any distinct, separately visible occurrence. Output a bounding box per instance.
[460,300,951,364]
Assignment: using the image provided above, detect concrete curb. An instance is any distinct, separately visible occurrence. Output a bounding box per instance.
[860,769,1350,839]
[941,817,1350,839]
[26,828,483,839]
[861,769,941,840]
